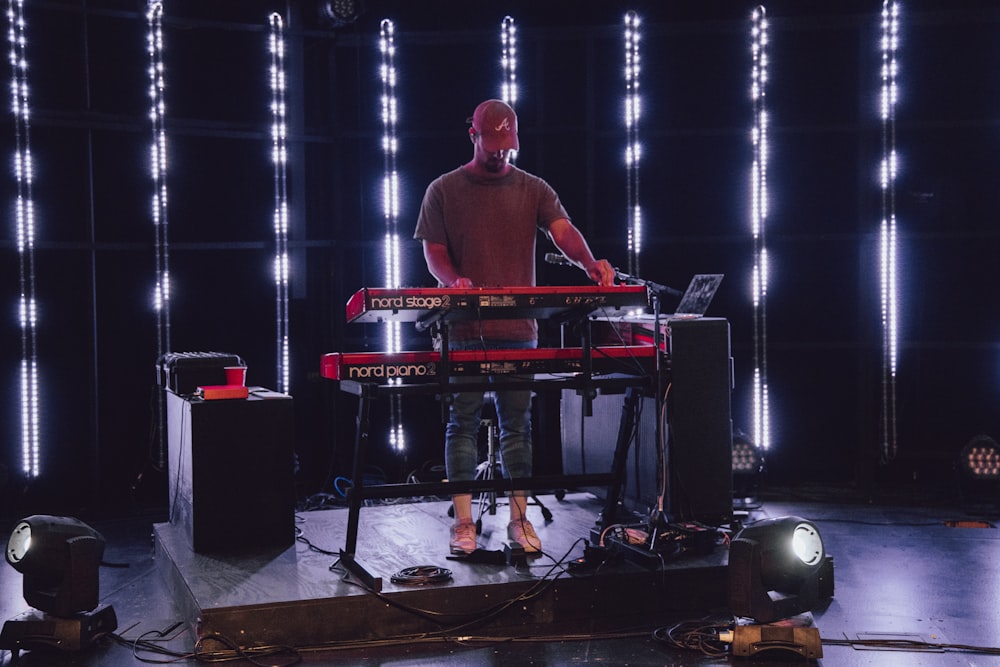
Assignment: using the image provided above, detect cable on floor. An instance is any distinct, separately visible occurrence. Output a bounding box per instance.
[390,565,453,585]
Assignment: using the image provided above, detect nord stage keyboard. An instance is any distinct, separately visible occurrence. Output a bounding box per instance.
[345,285,649,325]
[320,344,657,383]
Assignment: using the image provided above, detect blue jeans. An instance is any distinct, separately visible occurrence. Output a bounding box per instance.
[445,339,536,485]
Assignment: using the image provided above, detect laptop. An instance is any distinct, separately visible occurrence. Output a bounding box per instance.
[671,273,724,318]
[587,273,723,347]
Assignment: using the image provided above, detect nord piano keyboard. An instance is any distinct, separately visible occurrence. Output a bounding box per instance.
[345,285,648,326]
[321,344,657,383]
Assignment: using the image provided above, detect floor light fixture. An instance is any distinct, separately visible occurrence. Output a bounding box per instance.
[729,516,833,623]
[957,434,1000,509]
[0,515,117,654]
[732,430,765,510]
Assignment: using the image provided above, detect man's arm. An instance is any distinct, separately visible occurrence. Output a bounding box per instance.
[547,218,616,286]
[422,241,474,288]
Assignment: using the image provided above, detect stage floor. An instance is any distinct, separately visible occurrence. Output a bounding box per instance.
[152,492,730,648]
[3,488,1000,665]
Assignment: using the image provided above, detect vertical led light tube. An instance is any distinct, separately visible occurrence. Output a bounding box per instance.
[269,13,290,394]
[8,0,40,477]
[147,2,170,358]
[379,19,404,452]
[750,6,770,451]
[147,1,171,468]
[500,16,517,105]
[879,0,900,461]
[500,16,518,163]
[624,11,642,276]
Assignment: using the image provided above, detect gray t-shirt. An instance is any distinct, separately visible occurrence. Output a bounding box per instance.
[414,165,569,342]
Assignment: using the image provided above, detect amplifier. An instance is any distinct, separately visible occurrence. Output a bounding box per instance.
[563,317,733,525]
[166,390,295,553]
[157,351,244,395]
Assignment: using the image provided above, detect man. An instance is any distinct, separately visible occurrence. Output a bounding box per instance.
[414,99,616,555]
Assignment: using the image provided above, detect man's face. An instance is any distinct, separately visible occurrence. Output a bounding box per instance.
[472,132,512,173]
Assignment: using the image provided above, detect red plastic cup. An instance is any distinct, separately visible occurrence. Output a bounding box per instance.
[224,366,246,386]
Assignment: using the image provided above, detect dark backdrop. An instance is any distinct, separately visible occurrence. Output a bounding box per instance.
[1,0,997,516]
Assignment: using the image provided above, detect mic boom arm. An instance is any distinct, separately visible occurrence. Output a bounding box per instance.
[547,252,682,298]
[614,268,683,299]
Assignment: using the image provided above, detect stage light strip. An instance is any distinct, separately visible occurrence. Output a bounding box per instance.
[500,16,518,163]
[8,0,40,477]
[147,1,171,469]
[501,16,517,105]
[750,6,770,451]
[269,13,290,394]
[379,20,400,354]
[624,10,642,276]
[147,2,170,358]
[879,0,899,461]
[379,19,404,452]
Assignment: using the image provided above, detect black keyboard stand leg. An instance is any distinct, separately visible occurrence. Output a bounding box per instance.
[599,386,641,535]
[530,493,553,522]
[342,387,383,592]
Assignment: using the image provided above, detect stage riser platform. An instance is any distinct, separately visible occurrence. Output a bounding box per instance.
[152,494,729,648]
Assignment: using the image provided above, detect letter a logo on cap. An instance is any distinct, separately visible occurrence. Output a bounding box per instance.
[470,99,519,152]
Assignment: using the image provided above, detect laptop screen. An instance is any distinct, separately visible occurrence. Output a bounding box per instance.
[673,274,724,317]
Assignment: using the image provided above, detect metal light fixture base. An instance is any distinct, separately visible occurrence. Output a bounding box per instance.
[0,604,117,656]
[730,624,823,659]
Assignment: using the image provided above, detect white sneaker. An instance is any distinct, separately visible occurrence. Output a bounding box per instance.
[507,518,541,553]
[450,519,477,554]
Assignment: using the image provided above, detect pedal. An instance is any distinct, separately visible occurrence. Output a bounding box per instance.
[504,540,526,566]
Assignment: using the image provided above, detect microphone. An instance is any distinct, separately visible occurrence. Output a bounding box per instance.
[544,252,572,266]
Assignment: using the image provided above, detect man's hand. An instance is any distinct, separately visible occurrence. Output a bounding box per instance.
[423,241,474,288]
[585,259,616,287]
[547,219,617,287]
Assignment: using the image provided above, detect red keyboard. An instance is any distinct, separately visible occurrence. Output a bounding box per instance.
[345,285,648,324]
[321,344,657,383]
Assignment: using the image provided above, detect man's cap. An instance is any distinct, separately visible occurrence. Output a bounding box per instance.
[468,99,519,152]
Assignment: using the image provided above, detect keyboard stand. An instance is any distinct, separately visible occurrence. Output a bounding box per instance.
[337,371,653,592]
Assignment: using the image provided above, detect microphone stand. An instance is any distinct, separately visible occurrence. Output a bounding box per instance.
[613,269,681,535]
[614,269,682,300]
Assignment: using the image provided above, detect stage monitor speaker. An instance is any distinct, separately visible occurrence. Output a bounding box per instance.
[561,317,733,525]
[166,389,296,552]
[667,317,733,525]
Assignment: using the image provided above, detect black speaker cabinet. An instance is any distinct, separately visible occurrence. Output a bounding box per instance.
[560,388,659,515]
[562,317,733,525]
[166,389,296,553]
